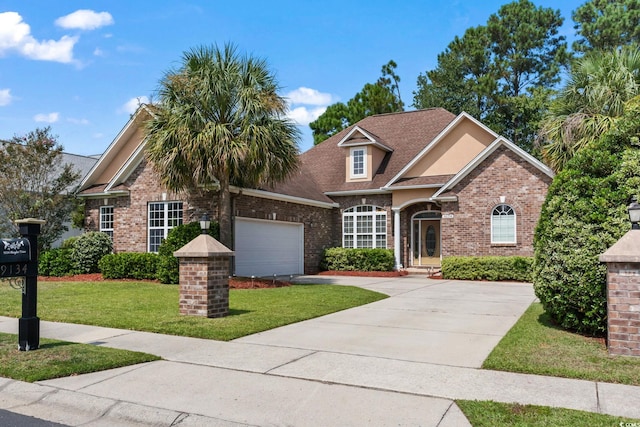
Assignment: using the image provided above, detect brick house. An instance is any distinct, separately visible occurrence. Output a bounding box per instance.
[77,105,553,276]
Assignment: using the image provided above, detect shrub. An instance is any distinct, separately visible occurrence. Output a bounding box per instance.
[156,221,220,284]
[321,248,395,272]
[533,102,640,336]
[99,253,160,280]
[441,256,532,282]
[39,248,77,277]
[71,232,113,274]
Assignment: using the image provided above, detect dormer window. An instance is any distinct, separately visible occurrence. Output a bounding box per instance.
[350,147,366,178]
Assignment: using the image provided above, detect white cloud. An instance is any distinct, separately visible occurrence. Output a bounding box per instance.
[120,96,149,114]
[287,106,327,126]
[68,117,89,125]
[0,12,77,63]
[93,47,104,56]
[286,87,335,106]
[34,112,59,123]
[55,10,114,30]
[0,89,13,106]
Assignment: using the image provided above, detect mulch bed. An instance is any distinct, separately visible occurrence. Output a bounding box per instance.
[38,273,291,289]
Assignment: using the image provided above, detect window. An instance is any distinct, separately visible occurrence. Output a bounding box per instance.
[350,147,366,178]
[100,206,114,240]
[343,205,387,248]
[148,201,183,252]
[491,204,516,244]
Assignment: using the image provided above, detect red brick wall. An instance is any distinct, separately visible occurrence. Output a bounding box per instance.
[440,146,551,257]
[85,158,335,274]
[606,262,640,357]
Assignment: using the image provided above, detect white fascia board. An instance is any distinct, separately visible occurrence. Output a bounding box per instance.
[432,137,554,198]
[77,190,130,199]
[79,105,152,191]
[105,138,148,191]
[381,183,445,191]
[324,188,390,196]
[231,186,338,209]
[337,126,393,152]
[384,111,498,188]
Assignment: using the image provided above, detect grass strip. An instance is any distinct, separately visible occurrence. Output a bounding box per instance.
[0,281,387,341]
[0,332,159,382]
[457,400,640,427]
[483,302,640,385]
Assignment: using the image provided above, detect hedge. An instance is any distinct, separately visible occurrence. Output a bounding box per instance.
[320,248,395,272]
[39,248,78,277]
[98,252,160,280]
[441,256,533,282]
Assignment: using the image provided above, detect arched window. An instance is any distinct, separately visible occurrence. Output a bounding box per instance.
[343,205,387,248]
[491,204,516,244]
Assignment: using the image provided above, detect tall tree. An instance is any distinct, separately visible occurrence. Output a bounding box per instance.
[310,60,404,144]
[572,0,640,53]
[145,44,300,248]
[414,0,569,152]
[0,127,80,250]
[537,46,640,171]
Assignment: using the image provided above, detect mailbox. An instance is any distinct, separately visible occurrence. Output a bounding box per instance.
[0,238,31,263]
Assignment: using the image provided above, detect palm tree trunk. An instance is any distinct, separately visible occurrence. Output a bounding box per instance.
[218,174,232,249]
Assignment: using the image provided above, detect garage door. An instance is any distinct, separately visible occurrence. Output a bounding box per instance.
[234,217,304,277]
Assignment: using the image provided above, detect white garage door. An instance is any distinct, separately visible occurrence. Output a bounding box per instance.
[234,217,304,277]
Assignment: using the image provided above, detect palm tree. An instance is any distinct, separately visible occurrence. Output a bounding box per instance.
[145,44,300,248]
[538,46,640,171]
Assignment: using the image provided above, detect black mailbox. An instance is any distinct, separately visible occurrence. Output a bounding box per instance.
[0,238,31,264]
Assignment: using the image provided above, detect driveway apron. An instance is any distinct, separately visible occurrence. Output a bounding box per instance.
[236,276,537,368]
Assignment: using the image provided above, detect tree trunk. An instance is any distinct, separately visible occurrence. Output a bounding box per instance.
[218,174,233,249]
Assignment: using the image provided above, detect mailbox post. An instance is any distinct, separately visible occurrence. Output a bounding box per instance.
[1,219,46,351]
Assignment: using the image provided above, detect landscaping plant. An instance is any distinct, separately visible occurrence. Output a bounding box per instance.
[320,247,395,272]
[441,256,532,281]
[70,231,113,274]
[156,221,220,284]
[533,100,640,336]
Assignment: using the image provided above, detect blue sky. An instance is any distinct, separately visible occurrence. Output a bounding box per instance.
[0,0,584,156]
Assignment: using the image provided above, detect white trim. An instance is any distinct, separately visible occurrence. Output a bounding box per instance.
[381,183,446,191]
[350,147,367,179]
[337,126,393,152]
[384,111,498,188]
[230,187,339,209]
[77,190,129,199]
[490,204,517,244]
[324,189,389,196]
[433,137,554,198]
[79,105,153,191]
[106,139,148,191]
[393,208,402,269]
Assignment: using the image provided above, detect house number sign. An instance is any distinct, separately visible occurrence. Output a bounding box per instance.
[0,238,31,277]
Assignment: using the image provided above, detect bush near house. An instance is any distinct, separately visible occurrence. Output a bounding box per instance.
[99,253,159,280]
[71,231,113,274]
[533,102,640,336]
[39,248,77,277]
[156,221,220,284]
[320,248,395,272]
[441,256,532,282]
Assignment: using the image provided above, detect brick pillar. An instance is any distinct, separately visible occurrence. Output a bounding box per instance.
[600,230,640,357]
[174,234,234,318]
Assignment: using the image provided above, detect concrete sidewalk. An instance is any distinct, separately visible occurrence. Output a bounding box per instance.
[0,276,639,426]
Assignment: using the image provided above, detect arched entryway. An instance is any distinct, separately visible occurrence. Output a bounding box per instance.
[411,211,442,267]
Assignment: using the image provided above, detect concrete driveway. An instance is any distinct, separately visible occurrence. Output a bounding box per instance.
[236,275,537,368]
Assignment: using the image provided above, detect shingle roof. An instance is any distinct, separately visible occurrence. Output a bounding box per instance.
[294,108,456,194]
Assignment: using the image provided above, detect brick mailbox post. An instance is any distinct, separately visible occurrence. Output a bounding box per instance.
[174,233,234,318]
[599,229,640,357]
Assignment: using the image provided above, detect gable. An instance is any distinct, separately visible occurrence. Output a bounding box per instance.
[401,115,495,179]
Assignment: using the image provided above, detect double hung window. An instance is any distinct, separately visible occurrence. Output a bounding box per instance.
[148,201,183,252]
[491,204,516,244]
[343,205,387,248]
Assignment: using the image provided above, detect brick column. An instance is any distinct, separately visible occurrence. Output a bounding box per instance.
[174,234,234,318]
[600,230,640,357]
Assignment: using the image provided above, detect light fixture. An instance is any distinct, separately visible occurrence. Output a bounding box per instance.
[628,197,640,230]
[199,213,211,234]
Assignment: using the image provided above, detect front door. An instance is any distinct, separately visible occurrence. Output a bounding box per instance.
[411,213,441,267]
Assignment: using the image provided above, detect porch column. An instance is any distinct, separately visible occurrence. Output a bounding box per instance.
[393,208,402,269]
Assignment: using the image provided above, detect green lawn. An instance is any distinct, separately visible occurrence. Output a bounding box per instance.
[484,303,640,385]
[0,332,159,382]
[0,281,387,341]
[457,400,640,426]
